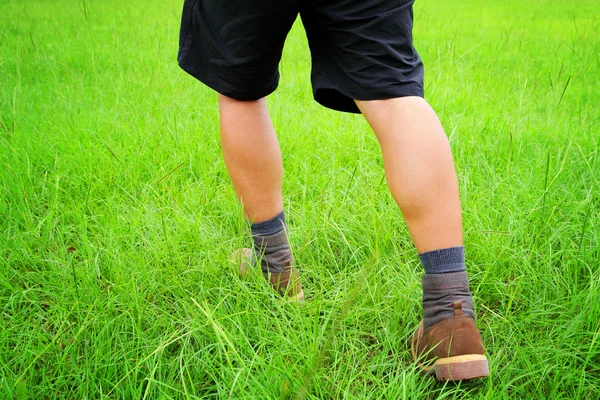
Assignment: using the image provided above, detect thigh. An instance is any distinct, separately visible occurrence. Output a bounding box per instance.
[301,0,424,113]
[178,0,299,100]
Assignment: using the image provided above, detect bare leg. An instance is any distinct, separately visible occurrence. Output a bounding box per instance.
[218,94,283,223]
[219,94,303,299]
[358,97,487,381]
[355,96,462,253]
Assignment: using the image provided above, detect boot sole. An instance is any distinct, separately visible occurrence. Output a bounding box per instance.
[411,322,489,381]
[427,354,489,381]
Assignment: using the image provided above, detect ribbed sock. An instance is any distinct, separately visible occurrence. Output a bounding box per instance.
[250,211,292,274]
[419,247,474,329]
[419,246,465,274]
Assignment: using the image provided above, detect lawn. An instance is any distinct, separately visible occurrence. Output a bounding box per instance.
[1,0,599,398]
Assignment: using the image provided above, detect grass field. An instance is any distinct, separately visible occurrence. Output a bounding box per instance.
[1,0,599,398]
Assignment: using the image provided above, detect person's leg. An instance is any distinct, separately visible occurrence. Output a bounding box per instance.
[300,0,487,379]
[357,96,474,324]
[219,94,304,300]
[357,96,487,380]
[357,96,473,317]
[355,96,461,253]
[218,94,283,223]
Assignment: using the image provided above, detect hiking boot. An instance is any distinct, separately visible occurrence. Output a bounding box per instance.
[411,301,489,381]
[232,248,305,301]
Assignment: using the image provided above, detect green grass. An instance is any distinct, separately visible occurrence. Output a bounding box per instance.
[1,0,599,398]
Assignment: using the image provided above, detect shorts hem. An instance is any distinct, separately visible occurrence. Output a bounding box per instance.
[314,83,425,114]
[178,61,278,101]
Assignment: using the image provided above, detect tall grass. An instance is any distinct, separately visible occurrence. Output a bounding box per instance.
[1,0,598,398]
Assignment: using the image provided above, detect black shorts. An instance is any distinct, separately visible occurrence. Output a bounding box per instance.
[177,0,424,114]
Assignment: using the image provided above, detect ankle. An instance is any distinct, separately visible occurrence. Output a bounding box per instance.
[422,271,474,330]
[250,211,293,274]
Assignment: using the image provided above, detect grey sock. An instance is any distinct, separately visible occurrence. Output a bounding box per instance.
[250,211,287,236]
[422,271,474,329]
[419,246,465,274]
[250,211,292,274]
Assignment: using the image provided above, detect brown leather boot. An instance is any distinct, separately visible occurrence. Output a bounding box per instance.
[411,301,489,381]
[232,248,305,301]
[262,260,304,301]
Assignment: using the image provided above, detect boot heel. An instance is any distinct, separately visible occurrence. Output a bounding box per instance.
[433,355,489,381]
